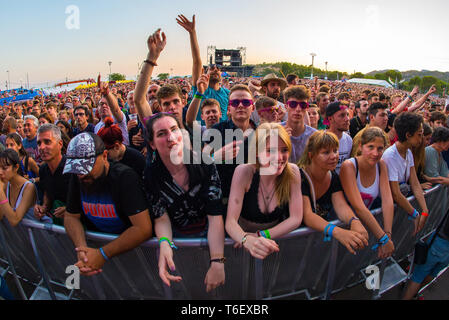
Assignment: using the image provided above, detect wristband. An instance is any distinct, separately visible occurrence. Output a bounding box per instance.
[324,224,336,242]
[194,93,204,99]
[407,95,414,102]
[99,247,109,261]
[371,234,389,251]
[241,234,249,245]
[0,198,8,205]
[210,257,226,264]
[348,217,360,227]
[143,59,157,67]
[259,230,271,239]
[421,212,429,217]
[408,209,419,221]
[159,237,178,250]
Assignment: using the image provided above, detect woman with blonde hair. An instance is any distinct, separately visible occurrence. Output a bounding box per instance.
[298,130,369,254]
[339,127,395,259]
[225,122,303,260]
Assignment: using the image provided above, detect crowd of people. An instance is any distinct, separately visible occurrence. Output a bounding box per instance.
[1,14,449,300]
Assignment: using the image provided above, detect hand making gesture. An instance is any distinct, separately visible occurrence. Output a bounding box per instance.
[147,28,167,63]
[176,14,196,34]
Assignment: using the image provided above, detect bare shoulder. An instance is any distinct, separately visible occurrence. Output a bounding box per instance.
[288,163,301,181]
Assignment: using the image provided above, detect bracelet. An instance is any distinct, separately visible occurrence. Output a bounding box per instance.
[210,257,226,264]
[99,247,109,261]
[194,93,204,99]
[348,217,360,227]
[323,224,336,242]
[0,198,8,205]
[159,237,178,250]
[258,230,271,239]
[241,234,249,245]
[408,209,419,221]
[407,95,414,102]
[371,233,389,250]
[143,60,158,67]
[421,212,429,217]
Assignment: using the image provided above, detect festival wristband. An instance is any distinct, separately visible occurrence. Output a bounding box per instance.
[324,224,336,242]
[143,59,157,67]
[258,230,271,239]
[371,234,389,251]
[159,237,178,250]
[194,93,204,99]
[99,247,109,261]
[407,95,414,102]
[0,199,8,205]
[421,212,429,217]
[408,209,419,221]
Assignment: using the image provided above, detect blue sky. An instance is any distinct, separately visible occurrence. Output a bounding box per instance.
[1,0,449,89]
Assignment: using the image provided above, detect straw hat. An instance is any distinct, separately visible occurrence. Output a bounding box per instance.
[260,73,287,90]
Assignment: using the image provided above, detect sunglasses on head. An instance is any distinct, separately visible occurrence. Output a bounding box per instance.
[286,101,309,109]
[229,99,253,108]
[259,106,279,113]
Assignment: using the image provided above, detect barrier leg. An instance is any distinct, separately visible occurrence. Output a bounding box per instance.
[323,239,339,300]
[27,228,57,300]
[255,258,263,299]
[0,224,27,300]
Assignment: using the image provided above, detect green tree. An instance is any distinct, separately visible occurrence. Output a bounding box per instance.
[109,73,126,81]
[158,73,170,80]
[408,76,422,88]
[421,76,438,91]
[350,72,365,79]
[385,70,402,83]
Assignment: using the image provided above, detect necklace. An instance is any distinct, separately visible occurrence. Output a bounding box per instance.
[259,177,276,213]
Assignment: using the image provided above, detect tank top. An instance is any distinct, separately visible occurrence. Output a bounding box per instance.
[348,158,380,209]
[20,156,36,179]
[240,171,289,232]
[6,181,51,223]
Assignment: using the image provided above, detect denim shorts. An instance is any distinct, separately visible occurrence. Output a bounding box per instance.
[411,235,449,283]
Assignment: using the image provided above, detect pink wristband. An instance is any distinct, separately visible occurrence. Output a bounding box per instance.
[0,199,8,205]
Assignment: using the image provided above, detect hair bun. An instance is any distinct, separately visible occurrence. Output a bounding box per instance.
[104,117,114,127]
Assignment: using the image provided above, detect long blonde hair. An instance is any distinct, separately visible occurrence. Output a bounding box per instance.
[249,122,294,206]
[297,130,339,168]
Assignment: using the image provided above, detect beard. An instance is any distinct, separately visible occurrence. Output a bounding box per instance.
[80,166,108,194]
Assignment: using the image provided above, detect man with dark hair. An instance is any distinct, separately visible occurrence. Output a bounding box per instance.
[382,112,429,235]
[429,111,446,129]
[368,92,379,105]
[349,99,369,138]
[286,73,299,86]
[73,105,95,136]
[63,132,152,276]
[315,91,330,130]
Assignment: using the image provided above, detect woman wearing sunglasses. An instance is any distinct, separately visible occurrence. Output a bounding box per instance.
[339,127,395,259]
[282,85,316,164]
[298,130,369,254]
[225,123,303,259]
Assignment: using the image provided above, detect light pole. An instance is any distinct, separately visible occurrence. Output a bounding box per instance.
[108,61,112,80]
[325,61,328,80]
[6,70,10,90]
[310,53,316,79]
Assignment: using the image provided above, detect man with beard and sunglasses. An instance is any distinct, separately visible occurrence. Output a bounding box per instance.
[177,14,230,123]
[282,85,316,164]
[63,132,152,276]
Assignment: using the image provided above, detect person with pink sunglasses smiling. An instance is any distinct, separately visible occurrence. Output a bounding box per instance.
[282,85,316,163]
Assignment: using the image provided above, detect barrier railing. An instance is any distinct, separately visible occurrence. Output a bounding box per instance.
[0,184,448,300]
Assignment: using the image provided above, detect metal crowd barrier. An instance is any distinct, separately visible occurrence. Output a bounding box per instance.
[0,184,448,300]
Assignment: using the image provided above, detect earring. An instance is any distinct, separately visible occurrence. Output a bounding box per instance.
[152,150,156,163]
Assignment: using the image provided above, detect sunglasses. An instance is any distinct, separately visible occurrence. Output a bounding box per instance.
[286,101,309,109]
[259,106,279,113]
[229,99,253,108]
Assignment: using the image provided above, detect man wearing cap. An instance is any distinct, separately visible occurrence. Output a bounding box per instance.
[249,73,289,126]
[63,132,152,276]
[177,14,230,122]
[325,101,353,173]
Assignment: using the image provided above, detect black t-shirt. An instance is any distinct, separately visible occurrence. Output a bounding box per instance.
[66,161,149,234]
[73,123,95,136]
[203,120,255,199]
[300,169,342,221]
[37,156,72,205]
[349,116,366,139]
[121,145,146,177]
[145,156,223,236]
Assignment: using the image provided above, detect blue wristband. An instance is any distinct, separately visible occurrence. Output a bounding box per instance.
[159,237,178,250]
[372,234,389,250]
[408,209,419,221]
[324,224,336,242]
[99,247,109,261]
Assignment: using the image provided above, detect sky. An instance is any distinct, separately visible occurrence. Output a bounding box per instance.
[1,0,449,89]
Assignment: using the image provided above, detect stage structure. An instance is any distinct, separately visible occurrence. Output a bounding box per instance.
[206,46,254,77]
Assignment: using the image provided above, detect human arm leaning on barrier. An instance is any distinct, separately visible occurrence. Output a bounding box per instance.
[225,164,279,259]
[408,85,437,113]
[154,212,182,287]
[134,29,167,123]
[409,165,429,235]
[301,194,366,255]
[205,215,225,292]
[377,160,395,258]
[339,160,394,258]
[0,181,36,227]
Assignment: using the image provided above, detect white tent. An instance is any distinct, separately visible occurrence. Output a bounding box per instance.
[347,78,393,88]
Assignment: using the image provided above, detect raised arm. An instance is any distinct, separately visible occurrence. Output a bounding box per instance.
[186,72,209,128]
[176,15,202,86]
[98,75,123,123]
[390,86,419,114]
[408,85,437,113]
[134,29,167,123]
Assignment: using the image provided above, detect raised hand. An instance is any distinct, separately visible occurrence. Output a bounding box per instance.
[147,29,167,62]
[410,85,419,96]
[176,14,196,34]
[97,74,109,97]
[428,84,437,94]
[196,72,209,94]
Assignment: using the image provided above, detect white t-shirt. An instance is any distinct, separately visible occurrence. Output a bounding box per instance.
[336,132,353,174]
[381,143,414,183]
[95,111,129,145]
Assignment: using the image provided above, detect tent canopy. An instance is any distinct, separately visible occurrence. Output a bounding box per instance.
[347,78,393,88]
